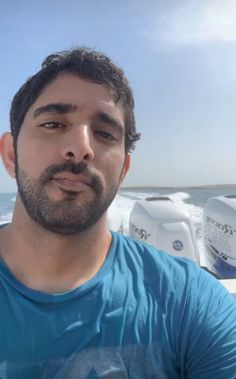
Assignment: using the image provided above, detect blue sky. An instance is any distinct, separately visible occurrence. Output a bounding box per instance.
[1,0,236,192]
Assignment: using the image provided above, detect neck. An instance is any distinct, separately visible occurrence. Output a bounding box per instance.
[0,197,112,293]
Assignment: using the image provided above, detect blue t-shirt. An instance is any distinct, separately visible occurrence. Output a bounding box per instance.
[0,231,236,379]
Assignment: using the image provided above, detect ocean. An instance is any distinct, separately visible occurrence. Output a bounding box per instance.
[2,186,236,255]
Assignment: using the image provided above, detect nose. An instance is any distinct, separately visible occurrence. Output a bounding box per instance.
[62,125,95,162]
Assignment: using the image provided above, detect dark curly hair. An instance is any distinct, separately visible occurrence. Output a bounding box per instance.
[10,47,140,153]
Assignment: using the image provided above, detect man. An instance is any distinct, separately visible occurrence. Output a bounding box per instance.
[0,48,236,379]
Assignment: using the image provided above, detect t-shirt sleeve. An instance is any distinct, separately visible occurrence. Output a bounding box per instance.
[181,267,236,379]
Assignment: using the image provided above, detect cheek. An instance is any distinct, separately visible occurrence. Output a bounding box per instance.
[17,126,75,175]
[101,152,126,182]
[17,138,53,177]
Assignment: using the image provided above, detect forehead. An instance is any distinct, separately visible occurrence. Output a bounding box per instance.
[28,73,125,122]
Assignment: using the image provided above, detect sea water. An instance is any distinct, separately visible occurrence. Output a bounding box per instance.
[0,193,15,224]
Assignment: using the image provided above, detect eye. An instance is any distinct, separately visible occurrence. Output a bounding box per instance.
[95,130,118,141]
[39,121,65,129]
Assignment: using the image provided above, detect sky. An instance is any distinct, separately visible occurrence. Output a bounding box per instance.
[0,0,236,192]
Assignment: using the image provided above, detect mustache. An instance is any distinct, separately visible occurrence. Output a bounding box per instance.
[39,161,103,193]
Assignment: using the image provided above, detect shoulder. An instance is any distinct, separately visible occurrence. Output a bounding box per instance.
[112,234,236,376]
[113,232,236,329]
[113,232,204,290]
[121,232,235,288]
[112,232,236,302]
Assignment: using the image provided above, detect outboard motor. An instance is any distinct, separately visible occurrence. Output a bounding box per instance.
[203,195,236,279]
[129,197,199,263]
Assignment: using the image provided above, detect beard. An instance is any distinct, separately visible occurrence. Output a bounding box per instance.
[15,160,119,235]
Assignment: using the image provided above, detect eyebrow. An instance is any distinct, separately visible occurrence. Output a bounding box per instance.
[97,112,124,134]
[33,103,124,134]
[33,103,77,118]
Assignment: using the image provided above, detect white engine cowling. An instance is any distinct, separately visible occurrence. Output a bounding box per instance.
[129,197,199,262]
[203,195,236,279]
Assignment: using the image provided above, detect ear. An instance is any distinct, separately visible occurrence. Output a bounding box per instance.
[0,132,16,178]
[119,154,131,185]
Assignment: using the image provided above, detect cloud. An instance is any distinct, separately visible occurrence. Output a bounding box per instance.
[142,0,236,46]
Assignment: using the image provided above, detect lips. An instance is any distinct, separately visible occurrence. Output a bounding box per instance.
[52,173,91,192]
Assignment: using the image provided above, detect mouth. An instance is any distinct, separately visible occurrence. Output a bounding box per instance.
[52,173,91,193]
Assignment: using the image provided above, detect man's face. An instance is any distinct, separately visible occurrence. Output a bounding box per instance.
[14,73,130,235]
